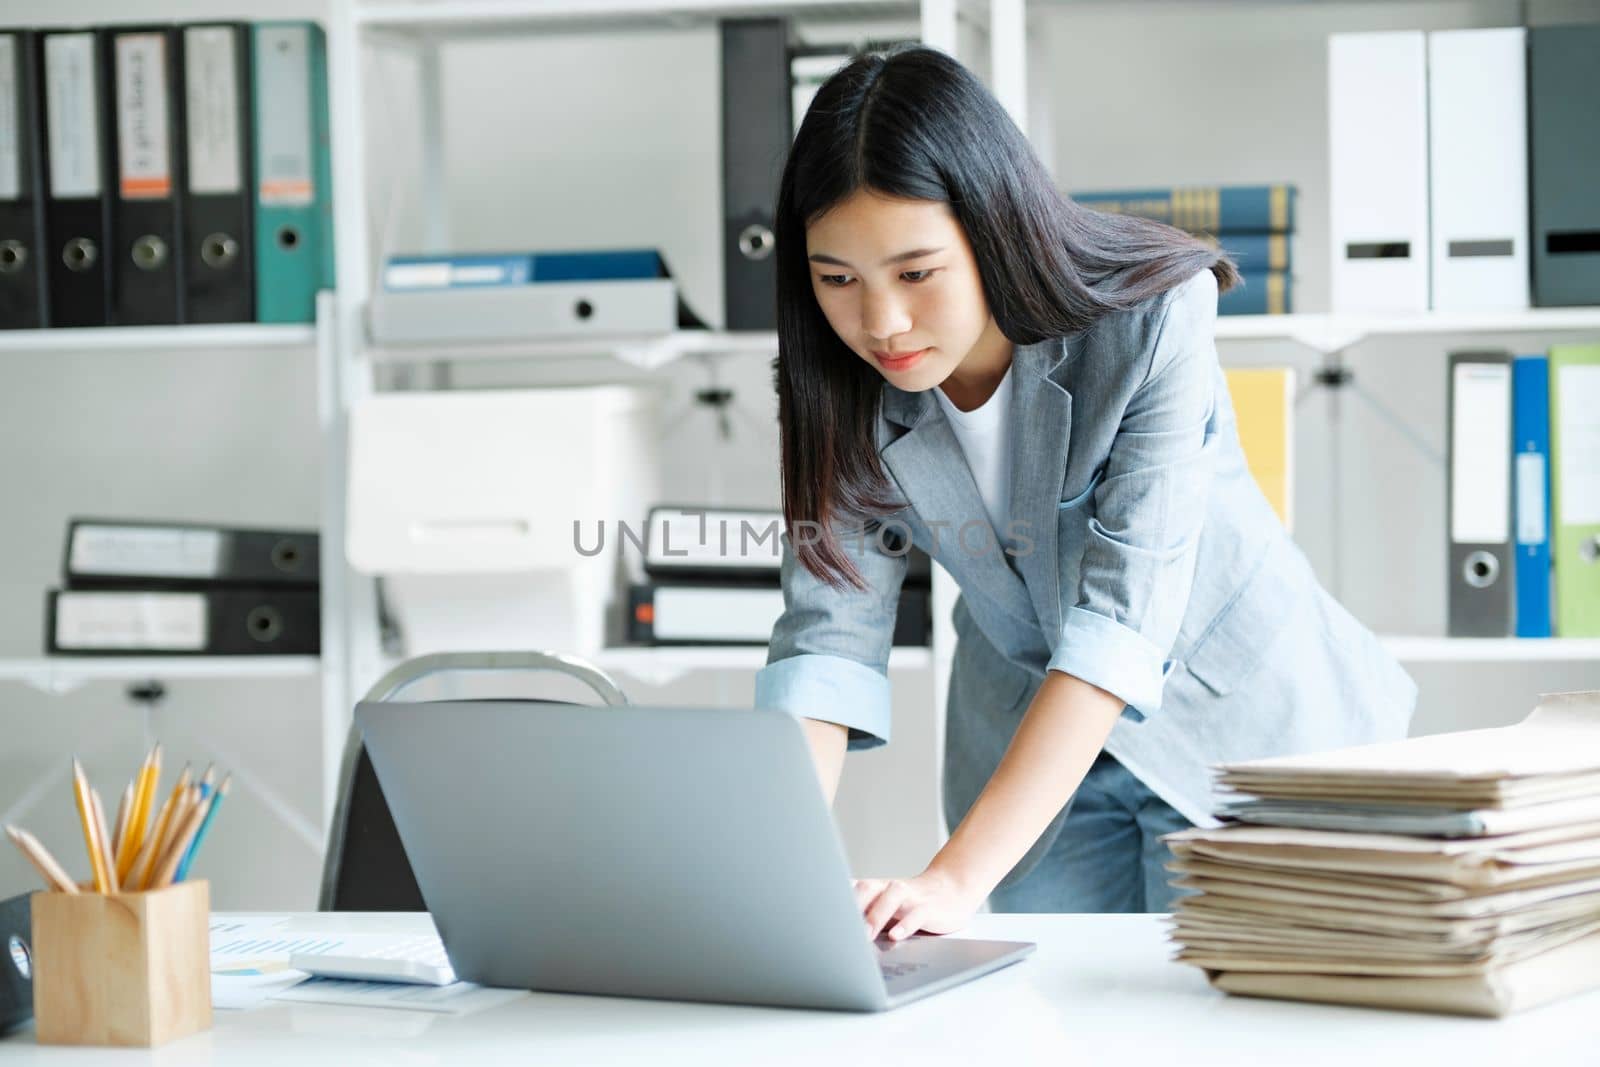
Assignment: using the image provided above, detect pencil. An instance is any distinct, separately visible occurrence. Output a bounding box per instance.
[110,781,134,862]
[175,776,229,883]
[71,759,111,894]
[4,825,78,894]
[133,785,195,892]
[88,785,118,893]
[150,786,216,890]
[118,743,161,884]
[134,765,192,891]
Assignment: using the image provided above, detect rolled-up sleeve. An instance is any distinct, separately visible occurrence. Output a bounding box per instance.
[754,518,909,750]
[1047,270,1220,717]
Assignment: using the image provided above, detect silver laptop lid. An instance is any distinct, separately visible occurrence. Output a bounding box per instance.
[353,700,892,1011]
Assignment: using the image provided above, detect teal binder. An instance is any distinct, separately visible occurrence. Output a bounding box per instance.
[252,22,332,324]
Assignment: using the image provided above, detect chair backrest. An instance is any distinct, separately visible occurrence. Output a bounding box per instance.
[319,652,628,911]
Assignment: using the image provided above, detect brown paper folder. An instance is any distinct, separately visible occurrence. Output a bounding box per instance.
[1205,931,1600,1017]
[1215,692,1600,809]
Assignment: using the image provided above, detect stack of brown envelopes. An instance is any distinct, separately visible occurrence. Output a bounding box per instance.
[1164,690,1600,1017]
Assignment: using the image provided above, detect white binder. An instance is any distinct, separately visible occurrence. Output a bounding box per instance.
[1328,31,1429,313]
[1428,28,1529,312]
[1448,353,1515,637]
[369,278,679,346]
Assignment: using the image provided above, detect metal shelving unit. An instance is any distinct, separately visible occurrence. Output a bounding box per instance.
[1378,637,1600,664]
[321,0,1021,813]
[593,644,933,686]
[354,0,930,34]
[0,323,317,353]
[366,329,782,369]
[0,657,322,695]
[1214,307,1600,353]
[0,294,348,839]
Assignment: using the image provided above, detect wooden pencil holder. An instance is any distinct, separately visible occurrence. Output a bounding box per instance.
[29,879,211,1047]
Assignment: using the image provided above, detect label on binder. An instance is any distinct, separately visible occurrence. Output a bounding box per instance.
[1450,362,1511,543]
[43,33,102,198]
[1558,365,1600,525]
[255,25,313,206]
[115,33,172,199]
[55,592,207,651]
[1517,452,1548,545]
[70,525,223,578]
[185,26,242,195]
[0,35,20,201]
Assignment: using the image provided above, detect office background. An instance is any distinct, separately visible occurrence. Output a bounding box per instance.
[3,0,1599,912]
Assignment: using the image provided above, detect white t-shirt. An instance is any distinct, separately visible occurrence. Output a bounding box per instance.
[932,363,1014,540]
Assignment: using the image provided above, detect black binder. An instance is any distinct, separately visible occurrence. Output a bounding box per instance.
[36,29,111,328]
[1528,24,1600,307]
[1,31,48,329]
[64,518,320,589]
[0,893,31,1034]
[177,22,254,323]
[46,587,320,655]
[720,18,792,331]
[105,26,184,325]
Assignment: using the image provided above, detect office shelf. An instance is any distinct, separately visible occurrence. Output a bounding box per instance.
[1214,307,1600,354]
[1378,637,1600,664]
[365,328,780,369]
[592,644,931,686]
[366,308,1600,368]
[0,656,323,695]
[0,324,317,354]
[355,0,922,36]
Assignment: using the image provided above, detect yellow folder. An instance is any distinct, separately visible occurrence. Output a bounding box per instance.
[1224,368,1295,532]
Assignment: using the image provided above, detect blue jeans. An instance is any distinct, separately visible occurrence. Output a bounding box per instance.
[985,751,1194,914]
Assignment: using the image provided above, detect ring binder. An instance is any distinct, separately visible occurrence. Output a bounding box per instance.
[1,30,49,329]
[37,29,112,327]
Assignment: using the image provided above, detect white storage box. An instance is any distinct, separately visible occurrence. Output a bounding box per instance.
[347,386,658,654]
[368,279,679,346]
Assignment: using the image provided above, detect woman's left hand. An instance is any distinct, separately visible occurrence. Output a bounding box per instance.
[854,866,988,942]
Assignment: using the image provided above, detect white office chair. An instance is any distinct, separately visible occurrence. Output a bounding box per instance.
[318,650,629,911]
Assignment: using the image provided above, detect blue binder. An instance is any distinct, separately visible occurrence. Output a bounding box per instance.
[1513,354,1554,638]
[381,249,669,290]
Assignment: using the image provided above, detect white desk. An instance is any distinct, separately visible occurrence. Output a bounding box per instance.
[4,913,1596,1065]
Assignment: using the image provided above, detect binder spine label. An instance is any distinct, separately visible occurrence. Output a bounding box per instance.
[0,35,19,201]
[56,592,206,650]
[185,27,241,195]
[1557,365,1600,524]
[1450,362,1511,544]
[70,526,223,578]
[384,258,530,290]
[114,33,171,199]
[256,26,312,207]
[1516,452,1548,545]
[43,34,101,198]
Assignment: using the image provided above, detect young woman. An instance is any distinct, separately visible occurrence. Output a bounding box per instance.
[753,46,1417,939]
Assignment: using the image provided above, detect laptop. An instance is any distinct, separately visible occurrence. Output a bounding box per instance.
[353,699,1035,1012]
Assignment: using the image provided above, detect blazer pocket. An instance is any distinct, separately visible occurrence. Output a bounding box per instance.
[1057,466,1106,511]
[1181,537,1303,697]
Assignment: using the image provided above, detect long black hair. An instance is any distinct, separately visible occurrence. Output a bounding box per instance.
[775,45,1239,590]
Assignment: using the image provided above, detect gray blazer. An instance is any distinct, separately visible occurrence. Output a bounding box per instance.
[755,269,1416,887]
